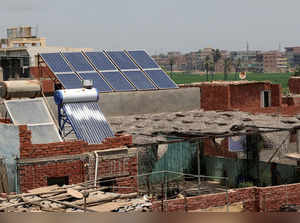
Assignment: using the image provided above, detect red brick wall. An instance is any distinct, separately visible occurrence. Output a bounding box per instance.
[41,79,54,94]
[179,82,281,112]
[152,183,300,212]
[0,118,11,124]
[152,187,257,212]
[203,138,237,159]
[18,125,137,193]
[288,77,300,94]
[230,83,272,109]
[19,161,85,191]
[271,84,282,107]
[30,67,53,80]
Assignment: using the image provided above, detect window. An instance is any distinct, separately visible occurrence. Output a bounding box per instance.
[47,176,69,187]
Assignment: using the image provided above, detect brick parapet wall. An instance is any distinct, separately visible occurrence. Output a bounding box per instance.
[152,183,300,212]
[19,125,133,159]
[288,77,300,94]
[18,125,137,193]
[179,82,300,115]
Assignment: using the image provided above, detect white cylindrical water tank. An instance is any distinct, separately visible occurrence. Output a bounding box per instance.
[54,88,99,105]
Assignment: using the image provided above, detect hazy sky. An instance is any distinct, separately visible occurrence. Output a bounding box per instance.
[0,0,300,54]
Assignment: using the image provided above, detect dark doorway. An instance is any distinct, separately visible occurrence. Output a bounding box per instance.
[262,91,271,108]
[47,176,69,187]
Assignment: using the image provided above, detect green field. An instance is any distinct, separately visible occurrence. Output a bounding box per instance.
[169,72,293,94]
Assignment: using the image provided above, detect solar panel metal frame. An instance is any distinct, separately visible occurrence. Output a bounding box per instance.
[84,51,118,72]
[83,51,137,92]
[4,98,62,142]
[143,69,178,90]
[105,50,139,70]
[121,70,157,90]
[126,50,160,70]
[62,52,95,72]
[78,72,113,93]
[100,71,136,92]
[56,73,83,89]
[104,50,158,91]
[40,53,73,74]
[62,102,114,144]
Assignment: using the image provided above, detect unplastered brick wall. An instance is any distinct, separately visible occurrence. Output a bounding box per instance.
[152,183,300,212]
[179,82,282,113]
[203,138,237,159]
[288,77,300,94]
[18,125,137,193]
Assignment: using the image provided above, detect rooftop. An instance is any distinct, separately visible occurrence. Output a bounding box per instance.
[108,109,300,164]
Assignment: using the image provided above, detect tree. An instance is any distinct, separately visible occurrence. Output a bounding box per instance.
[212,49,221,81]
[234,58,242,80]
[169,57,175,78]
[224,57,232,81]
[295,65,300,76]
[204,56,210,81]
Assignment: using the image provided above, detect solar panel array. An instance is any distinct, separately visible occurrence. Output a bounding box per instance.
[40,50,177,92]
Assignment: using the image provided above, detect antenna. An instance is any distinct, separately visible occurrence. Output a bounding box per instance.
[278,42,282,52]
[35,24,39,37]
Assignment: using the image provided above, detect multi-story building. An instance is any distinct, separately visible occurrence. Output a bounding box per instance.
[230,50,262,72]
[285,47,300,69]
[263,51,288,73]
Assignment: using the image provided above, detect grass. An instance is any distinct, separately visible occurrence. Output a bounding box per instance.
[168,72,293,94]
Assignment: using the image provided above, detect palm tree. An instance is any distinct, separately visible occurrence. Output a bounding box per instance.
[224,57,232,81]
[212,49,221,81]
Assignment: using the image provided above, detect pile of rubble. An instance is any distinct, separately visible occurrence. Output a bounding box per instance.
[0,185,151,213]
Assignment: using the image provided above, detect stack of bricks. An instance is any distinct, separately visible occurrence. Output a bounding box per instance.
[18,125,137,193]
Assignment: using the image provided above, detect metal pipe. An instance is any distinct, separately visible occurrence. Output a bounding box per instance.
[94,151,99,187]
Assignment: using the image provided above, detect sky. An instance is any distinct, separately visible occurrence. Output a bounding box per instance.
[0,0,300,54]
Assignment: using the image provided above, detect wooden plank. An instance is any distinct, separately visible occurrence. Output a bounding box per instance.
[28,185,59,194]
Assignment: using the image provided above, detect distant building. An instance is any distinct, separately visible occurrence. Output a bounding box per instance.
[263,51,288,73]
[285,47,300,69]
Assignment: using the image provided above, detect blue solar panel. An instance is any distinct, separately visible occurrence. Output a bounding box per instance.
[106,51,138,70]
[85,52,116,71]
[127,50,159,69]
[78,72,112,92]
[40,53,72,73]
[122,71,156,90]
[56,73,82,89]
[144,70,178,89]
[101,71,135,91]
[63,102,114,144]
[62,52,94,72]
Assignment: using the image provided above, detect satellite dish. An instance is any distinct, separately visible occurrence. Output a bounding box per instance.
[239,72,247,80]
